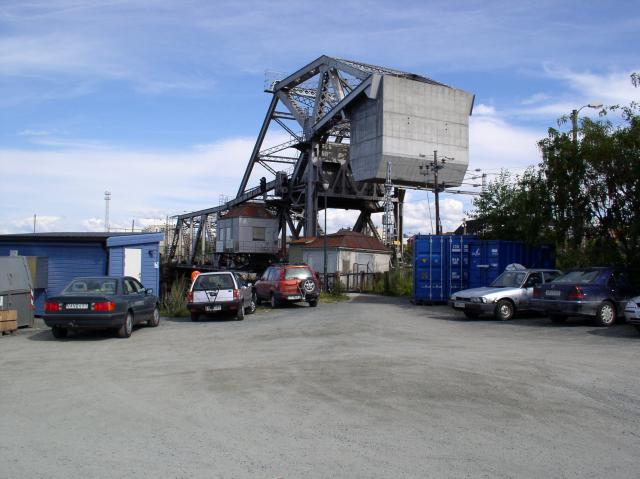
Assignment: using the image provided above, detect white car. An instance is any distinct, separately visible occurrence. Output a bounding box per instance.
[624,296,640,333]
[187,271,256,321]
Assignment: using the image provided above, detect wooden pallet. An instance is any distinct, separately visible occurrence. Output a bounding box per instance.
[0,310,18,335]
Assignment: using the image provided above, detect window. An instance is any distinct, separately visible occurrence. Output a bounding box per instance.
[226,227,232,241]
[64,278,117,295]
[285,267,313,280]
[193,274,235,291]
[524,273,542,288]
[543,271,561,283]
[253,227,266,241]
[269,268,281,281]
[124,279,142,294]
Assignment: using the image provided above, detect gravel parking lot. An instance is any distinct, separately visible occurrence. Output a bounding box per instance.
[2,295,640,478]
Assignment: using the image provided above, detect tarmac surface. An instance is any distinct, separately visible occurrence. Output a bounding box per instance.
[1,295,640,478]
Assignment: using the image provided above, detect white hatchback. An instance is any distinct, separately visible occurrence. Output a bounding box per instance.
[187,271,256,321]
[624,296,640,333]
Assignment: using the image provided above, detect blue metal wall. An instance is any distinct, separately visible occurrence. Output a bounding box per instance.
[0,242,108,315]
[107,234,162,295]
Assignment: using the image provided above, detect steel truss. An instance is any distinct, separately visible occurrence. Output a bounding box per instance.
[168,56,443,265]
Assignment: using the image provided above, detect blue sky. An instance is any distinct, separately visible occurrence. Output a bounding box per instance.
[1,0,639,234]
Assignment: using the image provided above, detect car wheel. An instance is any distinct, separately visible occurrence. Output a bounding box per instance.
[247,294,257,314]
[549,314,567,323]
[309,298,318,307]
[270,294,279,308]
[463,311,480,319]
[236,302,245,321]
[117,311,133,338]
[595,301,616,327]
[494,299,515,321]
[190,312,199,322]
[148,306,160,327]
[51,326,68,339]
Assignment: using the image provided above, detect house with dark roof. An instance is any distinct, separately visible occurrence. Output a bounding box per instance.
[0,232,163,315]
[288,229,391,274]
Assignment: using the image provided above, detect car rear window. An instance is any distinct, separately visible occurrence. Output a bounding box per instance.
[284,267,313,280]
[193,274,235,290]
[552,270,601,284]
[63,278,117,295]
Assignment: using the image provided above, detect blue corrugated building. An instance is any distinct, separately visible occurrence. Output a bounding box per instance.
[0,232,163,315]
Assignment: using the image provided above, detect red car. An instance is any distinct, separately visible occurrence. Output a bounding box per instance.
[254,263,320,308]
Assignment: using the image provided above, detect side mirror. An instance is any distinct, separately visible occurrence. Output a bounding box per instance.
[146,288,153,295]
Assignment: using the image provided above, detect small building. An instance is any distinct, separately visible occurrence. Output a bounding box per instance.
[0,232,163,316]
[216,203,279,255]
[289,230,391,274]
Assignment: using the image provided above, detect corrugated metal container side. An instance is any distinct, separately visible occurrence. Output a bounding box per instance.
[0,242,107,315]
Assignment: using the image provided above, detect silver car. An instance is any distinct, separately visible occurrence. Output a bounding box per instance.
[449,268,562,320]
[624,296,640,333]
[187,271,257,321]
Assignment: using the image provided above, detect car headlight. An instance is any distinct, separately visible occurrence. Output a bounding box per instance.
[471,297,488,304]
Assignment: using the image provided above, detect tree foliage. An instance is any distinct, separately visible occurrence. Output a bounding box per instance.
[470,74,640,270]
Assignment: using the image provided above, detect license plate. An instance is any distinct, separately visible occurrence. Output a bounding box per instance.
[545,290,561,297]
[288,295,302,300]
[454,301,465,308]
[205,305,222,312]
[66,304,88,310]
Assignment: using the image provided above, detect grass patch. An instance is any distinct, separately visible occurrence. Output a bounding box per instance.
[319,291,349,303]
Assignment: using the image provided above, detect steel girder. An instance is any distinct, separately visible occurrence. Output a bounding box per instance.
[169,56,420,265]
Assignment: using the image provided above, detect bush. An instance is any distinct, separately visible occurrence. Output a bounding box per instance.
[372,269,412,297]
[161,276,190,317]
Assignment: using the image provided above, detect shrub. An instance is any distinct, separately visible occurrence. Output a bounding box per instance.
[161,276,190,317]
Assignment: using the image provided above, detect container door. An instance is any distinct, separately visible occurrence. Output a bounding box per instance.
[124,248,142,282]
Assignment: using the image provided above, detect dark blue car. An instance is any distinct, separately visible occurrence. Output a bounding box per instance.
[531,267,636,326]
[43,276,160,339]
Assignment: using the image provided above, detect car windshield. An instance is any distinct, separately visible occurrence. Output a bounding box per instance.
[193,274,235,291]
[490,272,527,288]
[552,270,601,284]
[284,267,313,280]
[63,278,117,295]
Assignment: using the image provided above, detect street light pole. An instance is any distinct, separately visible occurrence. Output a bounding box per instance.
[571,103,603,143]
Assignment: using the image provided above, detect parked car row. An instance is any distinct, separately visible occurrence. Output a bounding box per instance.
[41,263,322,339]
[449,266,640,331]
[187,263,320,322]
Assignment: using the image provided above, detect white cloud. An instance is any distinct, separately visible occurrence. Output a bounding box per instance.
[474,104,496,116]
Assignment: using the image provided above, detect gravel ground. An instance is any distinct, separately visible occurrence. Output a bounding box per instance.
[1,295,640,478]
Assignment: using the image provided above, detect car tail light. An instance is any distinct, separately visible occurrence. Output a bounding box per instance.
[45,301,61,313]
[233,289,239,301]
[187,291,193,302]
[567,286,585,300]
[93,301,116,312]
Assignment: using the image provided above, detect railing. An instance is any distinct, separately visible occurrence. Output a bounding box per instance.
[319,272,378,293]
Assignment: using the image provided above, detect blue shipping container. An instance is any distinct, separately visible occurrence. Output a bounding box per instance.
[413,235,555,303]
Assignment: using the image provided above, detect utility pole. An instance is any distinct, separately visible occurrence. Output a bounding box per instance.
[419,151,448,235]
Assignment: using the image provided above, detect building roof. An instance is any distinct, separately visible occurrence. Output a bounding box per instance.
[290,229,390,252]
[220,203,276,220]
[0,232,161,244]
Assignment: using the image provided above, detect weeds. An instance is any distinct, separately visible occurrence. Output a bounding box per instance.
[161,276,190,317]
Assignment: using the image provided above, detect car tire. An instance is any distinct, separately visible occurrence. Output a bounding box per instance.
[494,299,515,321]
[309,298,318,307]
[549,314,567,323]
[464,311,480,319]
[595,301,616,327]
[247,294,257,314]
[148,306,160,327]
[270,293,279,309]
[236,302,245,321]
[190,312,199,322]
[117,311,133,338]
[51,326,68,339]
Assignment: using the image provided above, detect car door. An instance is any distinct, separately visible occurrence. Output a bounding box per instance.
[124,277,148,320]
[521,272,542,308]
[256,268,271,300]
[132,277,155,317]
[613,271,634,314]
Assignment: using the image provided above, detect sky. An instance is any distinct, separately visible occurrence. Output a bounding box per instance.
[1,0,639,236]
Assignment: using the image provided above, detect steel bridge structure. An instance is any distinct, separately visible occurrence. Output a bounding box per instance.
[167,55,473,267]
